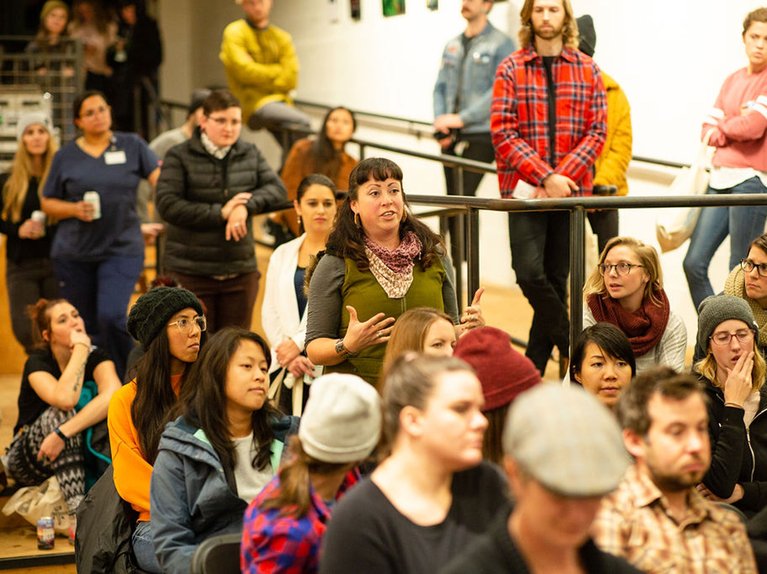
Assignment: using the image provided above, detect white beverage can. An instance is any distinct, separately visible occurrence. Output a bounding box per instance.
[31,210,46,236]
[83,191,101,220]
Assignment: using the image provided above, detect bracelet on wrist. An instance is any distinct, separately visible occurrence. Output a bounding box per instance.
[54,427,68,441]
[334,338,355,357]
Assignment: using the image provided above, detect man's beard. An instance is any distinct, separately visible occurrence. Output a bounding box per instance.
[533,22,564,42]
[648,466,706,493]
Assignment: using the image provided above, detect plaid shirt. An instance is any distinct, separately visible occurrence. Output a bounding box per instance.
[491,46,607,198]
[592,465,757,574]
[240,469,359,574]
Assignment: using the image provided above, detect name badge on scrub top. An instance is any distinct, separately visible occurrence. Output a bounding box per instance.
[104,150,127,165]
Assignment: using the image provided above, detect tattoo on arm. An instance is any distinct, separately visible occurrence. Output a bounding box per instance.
[72,362,85,393]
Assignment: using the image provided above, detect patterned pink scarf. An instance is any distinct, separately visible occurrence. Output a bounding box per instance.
[364,232,423,298]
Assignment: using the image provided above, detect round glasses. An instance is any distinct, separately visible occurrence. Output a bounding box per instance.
[741,259,767,277]
[598,262,643,277]
[709,328,754,347]
[168,315,207,333]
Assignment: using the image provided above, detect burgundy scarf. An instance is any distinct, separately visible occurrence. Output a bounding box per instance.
[587,289,671,357]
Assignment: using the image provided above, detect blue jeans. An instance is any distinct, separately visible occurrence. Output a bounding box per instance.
[52,255,144,380]
[683,176,767,310]
[132,520,161,573]
[508,210,570,375]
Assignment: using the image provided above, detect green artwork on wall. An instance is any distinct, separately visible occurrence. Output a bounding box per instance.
[383,0,406,17]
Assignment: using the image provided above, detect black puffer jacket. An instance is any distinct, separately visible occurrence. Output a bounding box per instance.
[156,130,286,276]
[703,376,767,515]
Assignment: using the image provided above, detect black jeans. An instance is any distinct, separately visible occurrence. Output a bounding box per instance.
[6,257,58,353]
[508,210,570,375]
[587,209,619,254]
[443,132,495,264]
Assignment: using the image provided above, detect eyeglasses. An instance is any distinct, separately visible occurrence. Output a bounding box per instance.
[207,116,242,128]
[598,262,643,276]
[741,259,767,277]
[168,316,207,333]
[80,105,109,119]
[710,329,754,346]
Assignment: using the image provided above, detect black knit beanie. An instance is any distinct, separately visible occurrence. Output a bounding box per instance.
[697,295,758,352]
[127,287,203,349]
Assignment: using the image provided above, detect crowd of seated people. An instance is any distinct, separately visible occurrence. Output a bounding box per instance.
[5,0,767,573]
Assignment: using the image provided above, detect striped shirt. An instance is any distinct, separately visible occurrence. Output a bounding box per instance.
[592,465,757,574]
[491,46,607,198]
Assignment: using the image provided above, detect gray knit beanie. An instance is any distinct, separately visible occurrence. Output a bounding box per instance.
[697,295,757,351]
[16,112,52,141]
[299,373,381,463]
[127,287,203,349]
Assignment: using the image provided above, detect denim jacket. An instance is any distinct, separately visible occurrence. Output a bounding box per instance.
[150,414,299,574]
[433,22,515,134]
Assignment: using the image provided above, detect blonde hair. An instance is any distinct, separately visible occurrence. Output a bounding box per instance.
[2,125,57,223]
[694,336,767,393]
[583,236,664,307]
[518,0,579,50]
[380,307,454,391]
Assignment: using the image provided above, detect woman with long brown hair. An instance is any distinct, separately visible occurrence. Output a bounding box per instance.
[0,113,59,353]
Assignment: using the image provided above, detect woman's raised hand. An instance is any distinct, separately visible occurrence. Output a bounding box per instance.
[344,306,395,353]
[70,330,91,352]
[723,351,754,408]
[458,287,486,336]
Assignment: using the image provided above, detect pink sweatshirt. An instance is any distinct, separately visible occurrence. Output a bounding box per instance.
[702,66,767,171]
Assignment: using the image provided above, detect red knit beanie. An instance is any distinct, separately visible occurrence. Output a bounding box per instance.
[454,326,541,411]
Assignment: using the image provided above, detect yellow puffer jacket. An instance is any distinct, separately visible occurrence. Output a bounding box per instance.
[219,20,299,118]
[593,71,632,196]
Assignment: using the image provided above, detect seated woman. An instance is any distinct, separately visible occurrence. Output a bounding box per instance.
[262,174,337,415]
[319,355,509,573]
[695,295,767,516]
[108,286,205,573]
[241,373,380,572]
[0,112,59,354]
[724,233,767,355]
[305,157,483,385]
[6,298,121,514]
[583,236,687,374]
[274,106,357,241]
[150,328,298,574]
[569,322,636,411]
[454,326,540,465]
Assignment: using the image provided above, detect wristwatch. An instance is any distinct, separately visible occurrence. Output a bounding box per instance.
[335,338,354,357]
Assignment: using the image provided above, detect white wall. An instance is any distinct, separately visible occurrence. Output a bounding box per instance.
[156,0,756,346]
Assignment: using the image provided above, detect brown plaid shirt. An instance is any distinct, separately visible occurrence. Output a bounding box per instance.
[592,465,757,574]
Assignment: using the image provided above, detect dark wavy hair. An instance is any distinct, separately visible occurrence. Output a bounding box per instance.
[323,157,445,272]
[178,327,278,473]
[310,106,356,183]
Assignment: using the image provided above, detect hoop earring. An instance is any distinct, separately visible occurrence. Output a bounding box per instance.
[354,212,360,228]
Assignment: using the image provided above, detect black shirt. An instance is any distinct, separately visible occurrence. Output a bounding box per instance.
[0,174,55,262]
[14,347,111,434]
[440,508,641,574]
[319,461,510,574]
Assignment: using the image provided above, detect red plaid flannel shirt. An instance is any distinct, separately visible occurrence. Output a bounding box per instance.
[491,46,607,198]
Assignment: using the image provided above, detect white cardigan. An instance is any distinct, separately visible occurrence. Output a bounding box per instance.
[262,234,309,374]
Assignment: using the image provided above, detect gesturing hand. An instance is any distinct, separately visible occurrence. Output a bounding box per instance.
[459,287,486,336]
[344,306,395,353]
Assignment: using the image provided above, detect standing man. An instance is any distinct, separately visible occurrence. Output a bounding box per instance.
[433,0,515,263]
[440,384,639,573]
[491,0,606,375]
[220,0,311,158]
[593,367,758,573]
